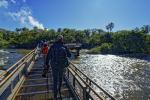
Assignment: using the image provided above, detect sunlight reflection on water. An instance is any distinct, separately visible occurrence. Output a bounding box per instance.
[73,53,150,100]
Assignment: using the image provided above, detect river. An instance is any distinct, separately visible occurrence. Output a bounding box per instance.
[0,49,23,76]
[73,51,150,100]
[0,49,150,100]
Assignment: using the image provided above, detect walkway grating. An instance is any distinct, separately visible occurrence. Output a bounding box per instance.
[14,57,75,100]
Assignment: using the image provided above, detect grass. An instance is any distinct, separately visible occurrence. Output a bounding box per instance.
[87,43,113,54]
[16,49,32,55]
[87,46,101,54]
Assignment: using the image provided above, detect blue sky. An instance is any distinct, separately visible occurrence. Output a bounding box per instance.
[0,0,150,31]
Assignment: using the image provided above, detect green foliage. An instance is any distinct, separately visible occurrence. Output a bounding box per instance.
[88,43,112,54]
[0,40,9,48]
[145,35,150,54]
[106,22,114,32]
[112,31,147,53]
[99,43,113,53]
[88,46,101,54]
[0,28,89,48]
[0,32,3,39]
[88,33,102,47]
[0,25,150,54]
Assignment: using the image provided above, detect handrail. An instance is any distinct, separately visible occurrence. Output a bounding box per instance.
[0,61,25,87]
[0,49,35,79]
[68,61,116,100]
[0,48,116,100]
[0,49,36,100]
[0,49,35,86]
[68,67,104,100]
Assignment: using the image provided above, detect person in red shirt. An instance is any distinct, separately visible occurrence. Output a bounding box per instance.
[42,43,49,64]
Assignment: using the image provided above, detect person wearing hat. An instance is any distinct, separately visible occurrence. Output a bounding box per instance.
[45,35,71,100]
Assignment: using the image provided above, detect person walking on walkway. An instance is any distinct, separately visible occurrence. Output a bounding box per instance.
[42,43,49,63]
[45,35,71,100]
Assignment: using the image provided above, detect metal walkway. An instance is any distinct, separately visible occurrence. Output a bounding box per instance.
[0,49,116,100]
[14,57,74,100]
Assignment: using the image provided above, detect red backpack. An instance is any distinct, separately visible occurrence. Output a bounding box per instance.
[42,46,48,54]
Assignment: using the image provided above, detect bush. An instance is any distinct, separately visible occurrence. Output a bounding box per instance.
[99,43,112,53]
[112,31,147,54]
[0,40,9,48]
[88,46,101,54]
[88,43,112,54]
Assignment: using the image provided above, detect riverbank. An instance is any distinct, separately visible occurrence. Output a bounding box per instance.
[16,49,32,55]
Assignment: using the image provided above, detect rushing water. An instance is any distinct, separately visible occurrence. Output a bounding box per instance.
[0,49,150,99]
[73,51,150,100]
[0,49,22,75]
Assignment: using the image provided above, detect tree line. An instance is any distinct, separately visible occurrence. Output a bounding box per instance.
[0,24,150,54]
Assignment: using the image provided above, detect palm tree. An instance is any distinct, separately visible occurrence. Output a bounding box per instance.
[106,22,114,32]
[110,22,114,32]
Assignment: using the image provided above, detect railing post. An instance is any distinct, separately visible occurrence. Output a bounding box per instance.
[32,52,36,61]
[73,76,75,88]
[10,80,14,92]
[67,68,69,79]
[85,78,90,99]
[18,71,21,80]
[24,62,28,77]
[83,87,87,100]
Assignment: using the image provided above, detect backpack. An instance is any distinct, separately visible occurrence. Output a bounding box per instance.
[51,44,69,68]
[42,46,48,54]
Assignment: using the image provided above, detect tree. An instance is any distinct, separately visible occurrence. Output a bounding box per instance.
[88,33,102,47]
[97,29,104,34]
[15,28,21,33]
[106,22,114,32]
[112,31,147,53]
[57,28,62,33]
[0,32,3,39]
[141,25,150,34]
[134,27,140,32]
[22,27,29,32]
[84,29,91,37]
[74,31,86,43]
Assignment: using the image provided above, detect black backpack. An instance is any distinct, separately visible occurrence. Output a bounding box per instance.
[51,44,69,68]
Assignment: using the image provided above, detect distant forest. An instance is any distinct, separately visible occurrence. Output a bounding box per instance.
[0,23,150,54]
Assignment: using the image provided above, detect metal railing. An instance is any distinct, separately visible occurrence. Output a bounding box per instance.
[65,61,116,100]
[0,49,36,100]
[0,48,116,100]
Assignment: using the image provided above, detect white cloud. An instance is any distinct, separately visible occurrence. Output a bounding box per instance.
[8,7,31,24]
[10,0,16,4]
[0,0,8,8]
[8,7,44,29]
[28,16,44,29]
